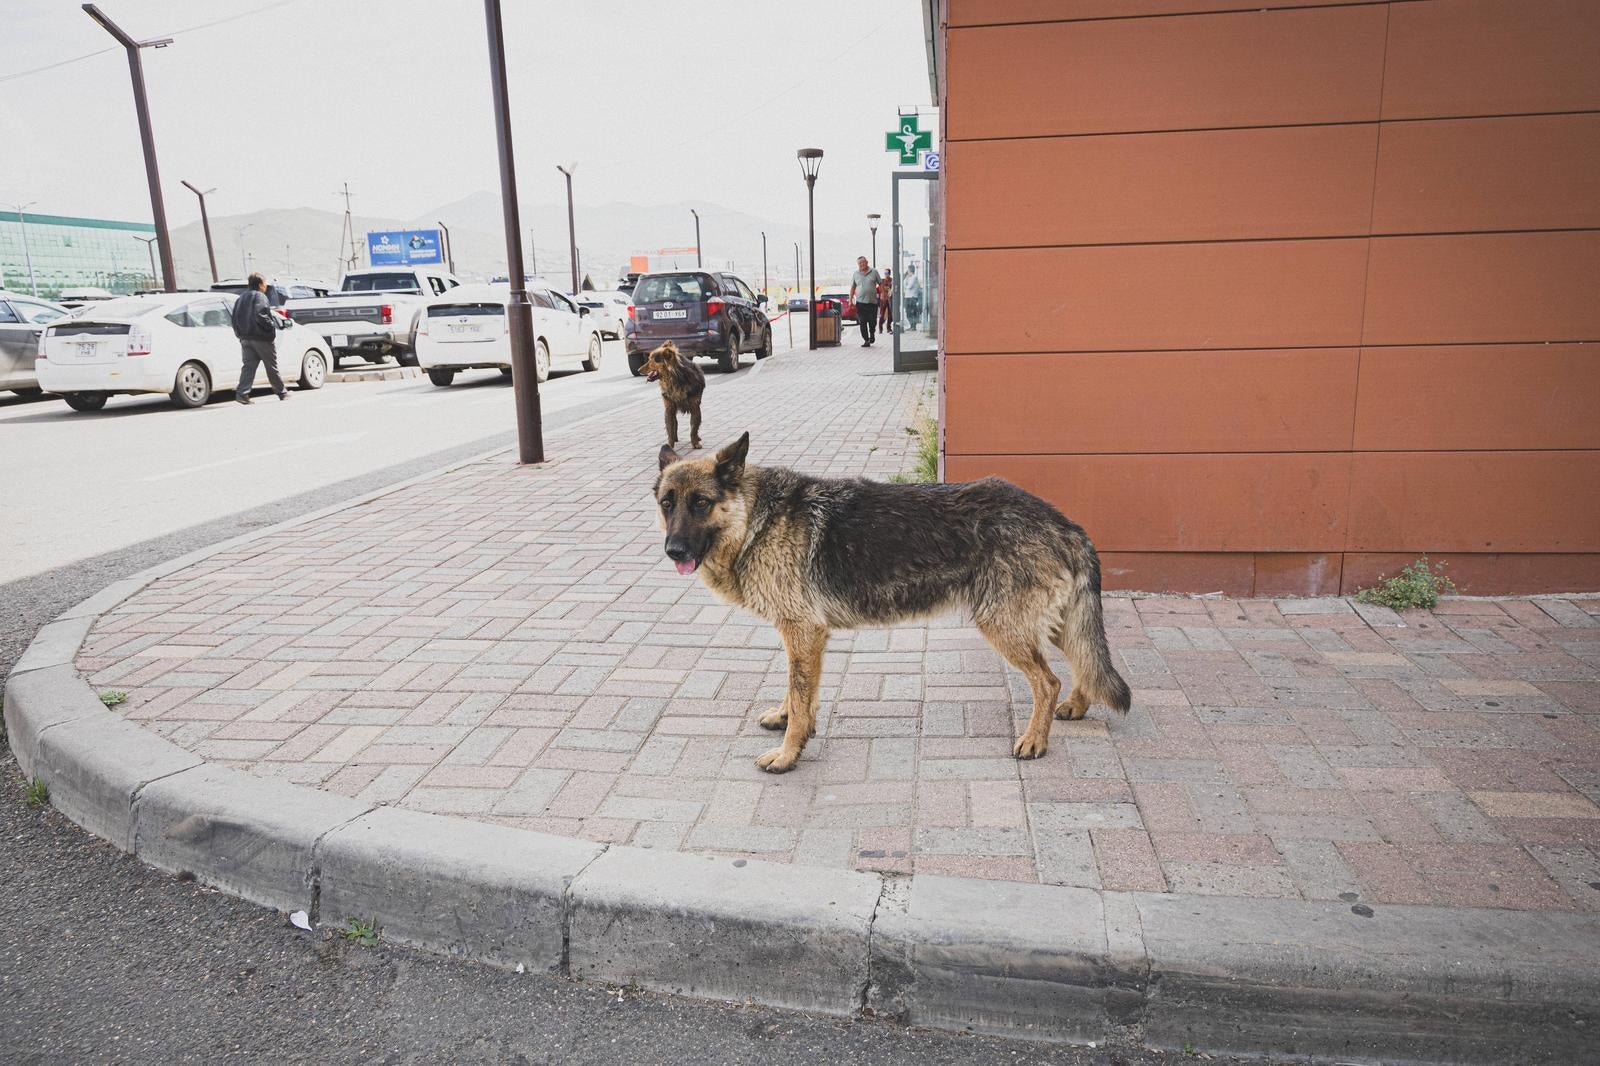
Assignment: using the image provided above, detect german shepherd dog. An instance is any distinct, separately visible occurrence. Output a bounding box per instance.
[644,342,706,450]
[655,433,1132,773]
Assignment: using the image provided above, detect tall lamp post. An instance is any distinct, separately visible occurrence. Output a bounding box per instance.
[235,223,253,276]
[867,213,881,269]
[13,202,39,296]
[797,148,823,350]
[436,220,454,274]
[556,163,578,293]
[690,208,701,267]
[760,230,768,304]
[134,235,159,288]
[483,0,543,464]
[180,181,218,282]
[83,5,176,293]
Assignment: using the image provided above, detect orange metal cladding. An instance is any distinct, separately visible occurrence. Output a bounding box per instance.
[939,0,1600,595]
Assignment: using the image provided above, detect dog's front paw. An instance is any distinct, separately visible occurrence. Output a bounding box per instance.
[690,439,703,450]
[758,708,788,730]
[1013,731,1050,760]
[756,746,800,773]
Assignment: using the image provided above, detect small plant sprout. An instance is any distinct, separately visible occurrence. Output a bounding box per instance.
[343,918,378,947]
[24,777,49,809]
[1355,557,1456,611]
[99,690,128,707]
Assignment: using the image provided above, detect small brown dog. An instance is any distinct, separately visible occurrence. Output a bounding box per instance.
[644,341,706,450]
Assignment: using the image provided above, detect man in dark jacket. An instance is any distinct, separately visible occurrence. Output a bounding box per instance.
[230,272,287,404]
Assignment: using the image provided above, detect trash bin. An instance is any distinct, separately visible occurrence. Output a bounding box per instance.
[814,299,842,347]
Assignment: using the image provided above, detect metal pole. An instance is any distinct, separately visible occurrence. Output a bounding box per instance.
[236,224,252,276]
[84,6,176,293]
[181,181,218,282]
[436,220,453,274]
[761,231,768,303]
[790,240,798,349]
[530,230,537,277]
[135,236,157,287]
[15,203,38,296]
[483,0,543,464]
[557,164,578,294]
[691,209,701,267]
[806,184,817,349]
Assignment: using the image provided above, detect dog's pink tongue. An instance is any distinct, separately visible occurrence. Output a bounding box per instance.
[674,559,699,576]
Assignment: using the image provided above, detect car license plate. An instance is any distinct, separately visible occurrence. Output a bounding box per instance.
[332,334,348,348]
[653,309,687,320]
[447,323,481,335]
[74,340,99,359]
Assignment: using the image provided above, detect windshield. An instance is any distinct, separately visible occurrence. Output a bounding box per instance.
[341,273,421,293]
[633,274,711,303]
[73,297,169,319]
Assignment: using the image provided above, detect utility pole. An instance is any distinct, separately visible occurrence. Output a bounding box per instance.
[483,0,544,464]
[84,5,176,292]
[180,181,218,282]
[13,202,39,296]
[529,229,538,277]
[690,208,701,267]
[336,182,358,274]
[761,230,768,304]
[436,220,454,274]
[236,223,253,276]
[556,162,578,294]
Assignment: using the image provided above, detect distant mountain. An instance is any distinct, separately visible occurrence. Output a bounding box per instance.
[167,194,865,291]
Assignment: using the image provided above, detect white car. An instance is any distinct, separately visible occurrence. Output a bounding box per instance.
[415,283,604,387]
[37,292,332,412]
[573,290,631,341]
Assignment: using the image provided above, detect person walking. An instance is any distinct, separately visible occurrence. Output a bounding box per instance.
[876,268,894,336]
[902,263,924,331]
[230,272,288,404]
[849,256,880,347]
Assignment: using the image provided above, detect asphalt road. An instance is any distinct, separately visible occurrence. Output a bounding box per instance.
[1,326,1258,1064]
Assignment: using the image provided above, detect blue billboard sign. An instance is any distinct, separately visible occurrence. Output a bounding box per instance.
[368,229,443,266]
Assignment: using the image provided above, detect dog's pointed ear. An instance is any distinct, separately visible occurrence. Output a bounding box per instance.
[659,444,681,471]
[714,432,749,486]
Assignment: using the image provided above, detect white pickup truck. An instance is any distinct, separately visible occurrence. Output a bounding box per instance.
[284,267,460,368]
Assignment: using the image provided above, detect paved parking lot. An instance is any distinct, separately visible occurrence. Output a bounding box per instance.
[0,339,652,583]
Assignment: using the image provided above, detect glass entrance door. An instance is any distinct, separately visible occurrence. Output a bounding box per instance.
[891,171,938,373]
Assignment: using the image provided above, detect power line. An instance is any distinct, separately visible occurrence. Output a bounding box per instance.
[0,0,303,84]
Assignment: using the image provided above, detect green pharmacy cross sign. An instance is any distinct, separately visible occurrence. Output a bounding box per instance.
[886,115,933,165]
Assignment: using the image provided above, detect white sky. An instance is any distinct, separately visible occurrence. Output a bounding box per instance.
[1,0,934,243]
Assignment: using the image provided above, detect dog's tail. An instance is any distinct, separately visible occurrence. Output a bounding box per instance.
[1055,554,1132,714]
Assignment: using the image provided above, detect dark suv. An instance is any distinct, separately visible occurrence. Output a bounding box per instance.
[626,270,772,376]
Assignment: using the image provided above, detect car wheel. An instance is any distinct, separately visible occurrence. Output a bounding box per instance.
[535,339,551,383]
[394,348,419,368]
[582,334,602,372]
[628,353,645,377]
[757,326,773,360]
[63,391,108,412]
[500,367,513,379]
[718,330,740,374]
[427,367,456,387]
[171,362,212,408]
[299,350,327,390]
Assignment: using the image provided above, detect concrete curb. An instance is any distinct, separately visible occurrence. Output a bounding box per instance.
[6,348,1596,1063]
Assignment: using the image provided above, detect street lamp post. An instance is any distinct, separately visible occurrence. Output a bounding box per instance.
[482,0,544,464]
[690,208,701,267]
[556,163,578,294]
[797,149,823,350]
[83,5,176,293]
[867,213,881,269]
[761,230,768,304]
[134,235,158,289]
[235,223,253,276]
[436,220,454,274]
[13,202,39,296]
[181,181,218,282]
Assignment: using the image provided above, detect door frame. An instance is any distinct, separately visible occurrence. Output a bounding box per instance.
[892,170,939,374]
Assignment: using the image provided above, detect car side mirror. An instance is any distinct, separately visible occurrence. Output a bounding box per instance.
[756,294,768,306]
[579,306,590,316]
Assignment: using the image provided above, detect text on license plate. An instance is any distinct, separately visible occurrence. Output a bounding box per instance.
[447,323,482,334]
[75,341,100,359]
[653,309,687,320]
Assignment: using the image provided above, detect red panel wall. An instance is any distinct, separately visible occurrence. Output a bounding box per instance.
[940,0,1600,595]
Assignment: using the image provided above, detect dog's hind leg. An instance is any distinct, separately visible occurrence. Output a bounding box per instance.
[756,620,827,773]
[662,398,679,448]
[980,619,1062,760]
[688,399,702,450]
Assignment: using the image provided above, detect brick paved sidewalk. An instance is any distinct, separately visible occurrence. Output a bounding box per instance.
[76,344,1600,913]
